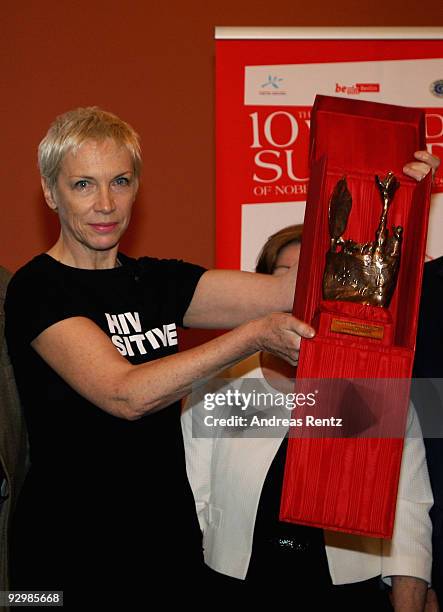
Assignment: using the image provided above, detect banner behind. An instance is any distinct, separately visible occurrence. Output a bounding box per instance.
[215,29,443,272]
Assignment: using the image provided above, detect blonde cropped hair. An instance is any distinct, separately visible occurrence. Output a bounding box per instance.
[38,106,142,190]
[255,224,303,274]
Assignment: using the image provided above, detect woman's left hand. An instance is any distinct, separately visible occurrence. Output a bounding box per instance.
[403,150,440,182]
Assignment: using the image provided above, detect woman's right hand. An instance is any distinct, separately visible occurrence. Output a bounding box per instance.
[251,312,315,365]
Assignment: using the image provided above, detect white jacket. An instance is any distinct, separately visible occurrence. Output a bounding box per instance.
[181,353,433,584]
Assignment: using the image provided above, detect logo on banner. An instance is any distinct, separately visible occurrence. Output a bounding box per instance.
[261,75,283,89]
[259,75,287,97]
[430,80,443,98]
[335,82,380,95]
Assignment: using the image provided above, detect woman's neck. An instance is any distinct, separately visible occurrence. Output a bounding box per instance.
[47,235,119,270]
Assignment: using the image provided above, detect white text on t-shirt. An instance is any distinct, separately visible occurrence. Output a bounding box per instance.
[105,312,178,357]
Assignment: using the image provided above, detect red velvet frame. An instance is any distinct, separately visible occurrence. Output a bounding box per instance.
[280,96,432,538]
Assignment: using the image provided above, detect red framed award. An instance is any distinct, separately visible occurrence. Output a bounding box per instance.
[280,95,432,538]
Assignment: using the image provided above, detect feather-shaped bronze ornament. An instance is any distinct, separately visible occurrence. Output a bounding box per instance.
[328,177,352,252]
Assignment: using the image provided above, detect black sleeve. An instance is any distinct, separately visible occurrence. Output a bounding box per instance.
[135,257,206,328]
[5,258,88,352]
[173,260,207,327]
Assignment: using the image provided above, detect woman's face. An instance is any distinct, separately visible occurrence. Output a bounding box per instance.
[272,241,301,276]
[42,138,138,255]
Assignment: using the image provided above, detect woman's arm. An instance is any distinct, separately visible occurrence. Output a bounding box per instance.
[183,265,297,329]
[32,312,314,420]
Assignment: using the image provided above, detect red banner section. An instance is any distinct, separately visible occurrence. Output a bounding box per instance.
[216,37,443,271]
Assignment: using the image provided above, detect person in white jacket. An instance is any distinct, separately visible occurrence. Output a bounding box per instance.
[182,224,434,611]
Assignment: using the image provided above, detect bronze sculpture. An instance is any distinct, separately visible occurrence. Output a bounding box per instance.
[323,172,402,308]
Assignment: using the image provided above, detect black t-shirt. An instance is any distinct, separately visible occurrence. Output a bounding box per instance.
[5,253,206,589]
